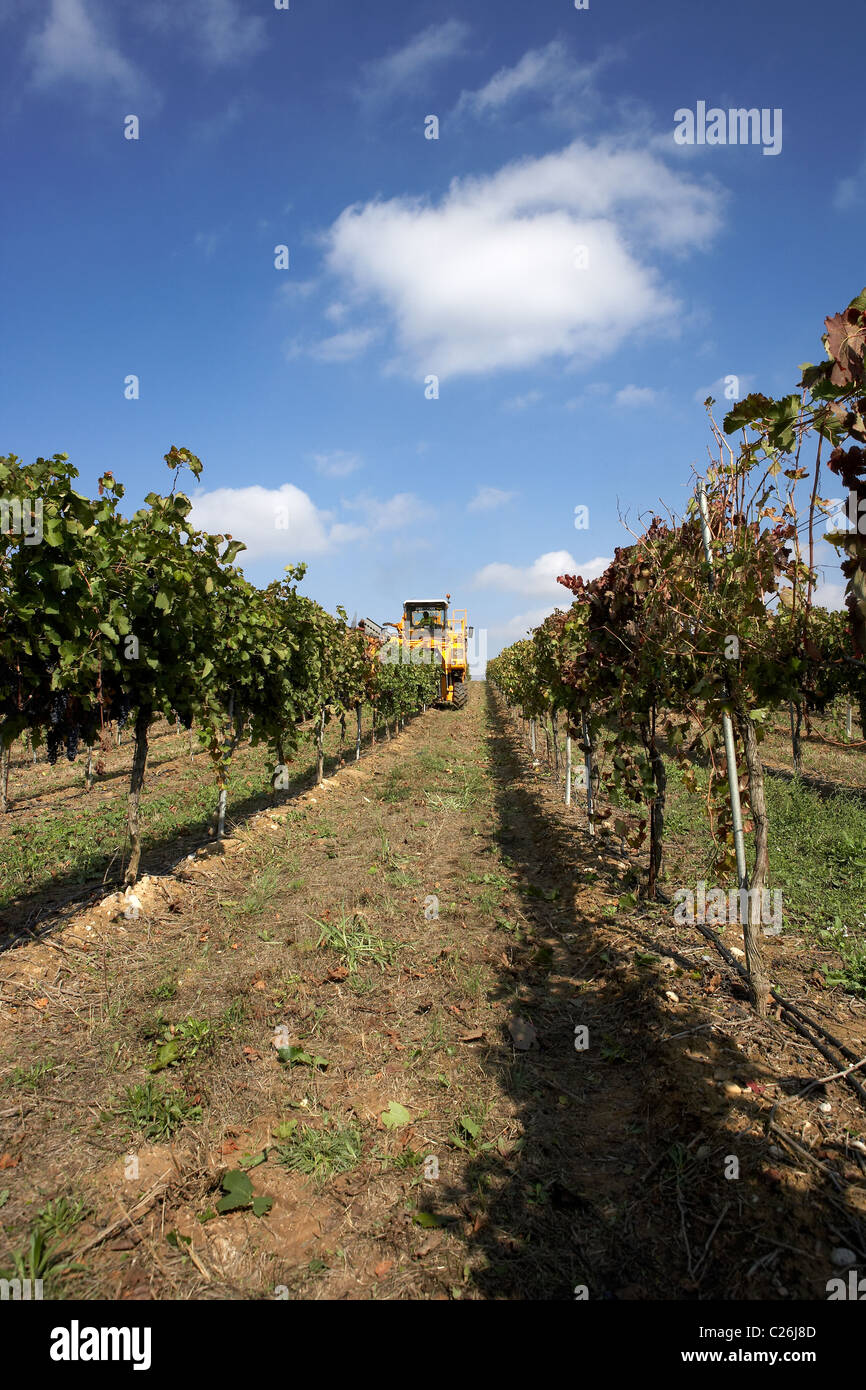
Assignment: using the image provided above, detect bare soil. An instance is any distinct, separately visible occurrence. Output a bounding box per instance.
[1,684,864,1301]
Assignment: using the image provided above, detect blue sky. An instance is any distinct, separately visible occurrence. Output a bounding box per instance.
[2,0,863,670]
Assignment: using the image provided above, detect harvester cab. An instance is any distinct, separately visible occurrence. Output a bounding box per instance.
[394,594,471,708]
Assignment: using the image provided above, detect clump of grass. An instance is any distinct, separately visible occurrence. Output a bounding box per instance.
[6,1059,56,1091]
[220,865,282,918]
[0,1225,82,1297]
[116,1079,202,1139]
[315,913,397,973]
[32,1196,89,1242]
[380,767,413,803]
[275,1121,362,1184]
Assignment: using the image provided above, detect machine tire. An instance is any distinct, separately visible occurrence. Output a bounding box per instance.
[451,680,468,709]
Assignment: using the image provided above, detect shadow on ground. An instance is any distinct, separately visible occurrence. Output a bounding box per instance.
[433,686,865,1300]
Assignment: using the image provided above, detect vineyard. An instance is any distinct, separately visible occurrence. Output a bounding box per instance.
[1,289,866,1307]
[0,443,442,902]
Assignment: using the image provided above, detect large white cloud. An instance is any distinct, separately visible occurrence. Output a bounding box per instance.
[321,139,724,378]
[474,550,610,597]
[188,484,432,562]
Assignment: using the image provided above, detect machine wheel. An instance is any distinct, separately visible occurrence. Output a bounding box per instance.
[451,679,468,709]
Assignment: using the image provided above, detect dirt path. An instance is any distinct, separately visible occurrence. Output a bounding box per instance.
[0,684,864,1300]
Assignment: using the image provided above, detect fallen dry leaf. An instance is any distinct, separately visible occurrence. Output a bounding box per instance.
[0,1153,20,1170]
[373,1259,394,1280]
[459,1030,485,1043]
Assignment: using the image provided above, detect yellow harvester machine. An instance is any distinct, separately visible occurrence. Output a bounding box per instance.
[388,594,472,708]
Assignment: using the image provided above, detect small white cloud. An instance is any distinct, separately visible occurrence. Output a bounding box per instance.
[358,19,470,103]
[341,492,433,533]
[474,549,609,597]
[138,0,265,68]
[565,382,611,409]
[833,155,866,211]
[277,279,319,301]
[455,40,615,125]
[308,328,377,363]
[503,390,542,412]
[26,0,146,97]
[468,486,517,513]
[194,230,220,260]
[189,484,333,561]
[491,603,570,644]
[312,451,362,479]
[615,385,656,407]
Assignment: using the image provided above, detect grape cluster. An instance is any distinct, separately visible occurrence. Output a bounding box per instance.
[115,694,132,730]
[48,692,68,727]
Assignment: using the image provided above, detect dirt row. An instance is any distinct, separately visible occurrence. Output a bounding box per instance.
[0,683,864,1299]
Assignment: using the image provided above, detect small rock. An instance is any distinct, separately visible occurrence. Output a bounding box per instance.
[665,990,679,1003]
[768,1145,785,1159]
[831,1247,857,1268]
[729,946,746,959]
[818,1101,832,1114]
[696,1144,711,1160]
[724,1083,742,1097]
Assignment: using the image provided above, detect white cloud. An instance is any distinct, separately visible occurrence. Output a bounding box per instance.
[468,486,517,512]
[491,604,570,644]
[138,0,265,68]
[189,484,334,561]
[615,384,656,407]
[26,0,146,96]
[565,382,611,410]
[812,578,846,611]
[833,155,866,211]
[188,483,431,561]
[308,328,377,363]
[358,19,470,102]
[503,390,542,411]
[321,139,723,379]
[312,451,362,479]
[194,230,220,260]
[474,549,610,597]
[455,40,614,124]
[339,492,433,534]
[277,279,319,302]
